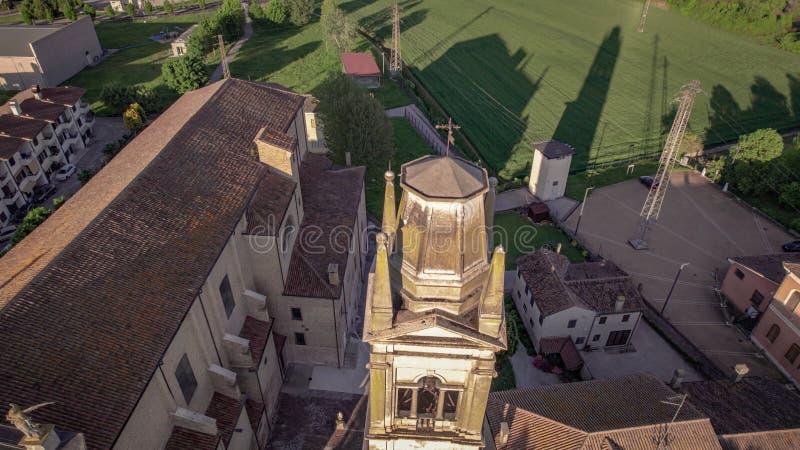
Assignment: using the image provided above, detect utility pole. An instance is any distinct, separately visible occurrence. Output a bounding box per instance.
[218,34,230,80]
[436,117,460,156]
[574,186,594,235]
[390,2,402,78]
[637,0,652,33]
[661,262,689,315]
[629,80,701,250]
[655,394,688,449]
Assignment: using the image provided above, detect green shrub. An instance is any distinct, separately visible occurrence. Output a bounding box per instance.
[161,53,208,93]
[287,0,313,26]
[264,0,286,23]
[247,1,264,20]
[11,207,52,244]
[143,0,152,15]
[126,1,134,16]
[78,169,96,185]
[83,3,95,18]
[52,196,65,209]
[104,3,114,17]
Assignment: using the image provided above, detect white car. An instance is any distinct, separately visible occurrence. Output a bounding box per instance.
[55,164,76,181]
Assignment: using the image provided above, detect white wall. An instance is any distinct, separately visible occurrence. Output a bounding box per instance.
[585,311,641,348]
[528,151,572,201]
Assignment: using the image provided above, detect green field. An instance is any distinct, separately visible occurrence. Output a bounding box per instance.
[347,0,800,178]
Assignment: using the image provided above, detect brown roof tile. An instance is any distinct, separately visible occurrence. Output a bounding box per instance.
[206,392,243,448]
[785,262,800,278]
[164,426,219,450]
[245,172,295,236]
[340,52,381,77]
[730,253,800,284]
[283,154,365,299]
[0,114,49,140]
[240,316,271,366]
[15,98,65,122]
[538,336,583,371]
[0,79,304,450]
[259,128,297,151]
[245,398,265,435]
[719,429,800,450]
[39,87,86,106]
[516,249,577,316]
[0,135,27,159]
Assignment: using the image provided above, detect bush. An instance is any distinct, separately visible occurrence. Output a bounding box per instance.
[99,84,156,115]
[188,17,221,56]
[78,169,96,185]
[287,0,313,26]
[264,0,286,23]
[62,0,77,20]
[11,207,53,244]
[83,3,95,18]
[123,102,147,133]
[161,53,208,94]
[104,3,113,17]
[163,0,173,14]
[125,1,134,16]
[247,1,264,20]
[52,196,65,209]
[218,0,245,40]
[143,0,152,15]
[197,0,205,9]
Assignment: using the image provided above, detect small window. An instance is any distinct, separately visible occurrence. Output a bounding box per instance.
[263,354,268,366]
[785,344,800,364]
[529,297,535,307]
[621,314,630,323]
[750,290,765,307]
[538,315,544,326]
[735,269,745,280]
[522,303,527,312]
[598,316,607,325]
[397,388,412,417]
[552,180,559,186]
[529,318,533,327]
[525,285,530,296]
[175,354,197,404]
[310,117,316,129]
[219,275,236,318]
[575,337,585,345]
[767,324,781,343]
[291,307,303,321]
[567,319,577,328]
[592,334,600,342]
[787,292,800,311]
[295,332,306,345]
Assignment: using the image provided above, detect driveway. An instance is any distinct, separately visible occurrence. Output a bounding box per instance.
[564,170,792,378]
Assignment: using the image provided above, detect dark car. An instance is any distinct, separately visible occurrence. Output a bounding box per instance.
[639,175,658,189]
[783,241,800,252]
[33,185,56,204]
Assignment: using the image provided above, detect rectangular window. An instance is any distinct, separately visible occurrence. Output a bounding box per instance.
[575,337,585,345]
[592,334,600,342]
[529,318,533,328]
[443,391,459,419]
[523,303,527,312]
[735,269,745,280]
[750,290,765,307]
[219,275,235,318]
[397,388,412,417]
[263,354,268,366]
[598,316,607,325]
[785,344,800,364]
[538,315,544,326]
[766,324,780,343]
[622,314,630,322]
[291,307,303,321]
[525,285,531,296]
[175,354,197,405]
[294,332,306,345]
[552,180,559,186]
[567,319,577,328]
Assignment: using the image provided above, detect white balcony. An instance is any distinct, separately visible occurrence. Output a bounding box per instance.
[1,189,21,207]
[18,172,41,194]
[78,101,91,115]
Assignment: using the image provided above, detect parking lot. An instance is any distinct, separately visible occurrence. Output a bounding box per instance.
[564,170,794,378]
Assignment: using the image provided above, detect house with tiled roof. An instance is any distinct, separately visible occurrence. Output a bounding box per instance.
[484,374,722,449]
[0,85,93,229]
[721,253,800,321]
[512,249,644,352]
[0,78,366,450]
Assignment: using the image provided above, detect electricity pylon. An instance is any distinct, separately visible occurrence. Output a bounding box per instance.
[390,2,402,78]
[629,80,702,250]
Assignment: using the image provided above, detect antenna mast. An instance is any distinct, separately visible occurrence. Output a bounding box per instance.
[390,2,402,78]
[630,80,701,250]
[218,34,230,80]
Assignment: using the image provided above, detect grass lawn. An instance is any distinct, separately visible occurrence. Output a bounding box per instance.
[493,212,585,269]
[370,80,411,109]
[490,351,516,392]
[347,0,800,179]
[0,13,21,24]
[365,117,434,218]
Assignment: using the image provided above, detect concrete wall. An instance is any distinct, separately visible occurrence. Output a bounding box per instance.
[752,272,800,387]
[274,294,343,366]
[0,55,43,90]
[720,261,779,315]
[30,17,102,87]
[528,151,571,201]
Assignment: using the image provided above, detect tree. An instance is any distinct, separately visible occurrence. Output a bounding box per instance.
[316,73,393,171]
[123,102,147,133]
[247,1,263,20]
[264,0,286,23]
[125,1,134,16]
[321,0,356,51]
[11,207,52,245]
[104,3,114,17]
[218,0,245,40]
[162,53,208,94]
[728,128,784,195]
[196,0,205,9]
[20,0,35,24]
[780,181,800,210]
[61,0,77,20]
[83,3,95,18]
[99,84,156,115]
[143,0,152,15]
[287,0,313,26]
[163,0,173,14]
[187,17,221,56]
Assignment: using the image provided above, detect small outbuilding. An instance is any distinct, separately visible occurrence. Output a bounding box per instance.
[528,140,575,201]
[171,25,197,57]
[340,52,381,88]
[527,201,550,223]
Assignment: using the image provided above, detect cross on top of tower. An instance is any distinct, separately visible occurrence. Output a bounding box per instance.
[435,117,460,156]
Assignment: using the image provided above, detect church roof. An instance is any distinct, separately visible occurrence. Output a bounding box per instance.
[401,155,488,199]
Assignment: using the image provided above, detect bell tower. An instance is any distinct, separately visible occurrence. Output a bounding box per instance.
[363,155,506,449]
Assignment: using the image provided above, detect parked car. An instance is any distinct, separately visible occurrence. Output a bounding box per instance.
[33,185,56,203]
[783,241,800,252]
[639,175,658,189]
[0,225,16,244]
[55,164,76,181]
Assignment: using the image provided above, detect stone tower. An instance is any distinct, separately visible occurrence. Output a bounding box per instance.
[363,155,506,449]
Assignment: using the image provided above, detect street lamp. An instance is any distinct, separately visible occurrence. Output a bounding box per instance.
[661,262,690,315]
[574,186,595,235]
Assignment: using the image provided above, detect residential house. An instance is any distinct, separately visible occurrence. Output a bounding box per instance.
[720,253,800,320]
[512,249,644,351]
[0,17,102,90]
[484,373,722,449]
[340,52,381,88]
[0,78,366,449]
[0,85,93,228]
[171,25,197,57]
[751,261,800,387]
[678,374,800,449]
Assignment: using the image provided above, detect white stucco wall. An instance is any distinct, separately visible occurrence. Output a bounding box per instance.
[528,151,572,201]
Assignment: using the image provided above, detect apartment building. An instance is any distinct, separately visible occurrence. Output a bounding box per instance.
[0,78,366,450]
[512,249,644,351]
[0,85,94,227]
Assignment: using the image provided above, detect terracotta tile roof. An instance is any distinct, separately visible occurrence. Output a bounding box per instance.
[0,114,49,140]
[283,154,365,299]
[538,336,583,371]
[0,135,27,159]
[730,253,800,284]
[679,376,800,434]
[340,52,381,77]
[487,374,720,450]
[518,249,642,316]
[719,429,800,450]
[38,87,86,106]
[245,398,265,435]
[533,140,575,159]
[244,172,295,236]
[206,392,243,448]
[15,98,66,122]
[239,316,271,366]
[785,262,800,278]
[164,426,219,450]
[0,79,304,450]
[259,128,297,151]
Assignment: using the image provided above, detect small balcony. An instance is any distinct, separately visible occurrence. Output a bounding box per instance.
[1,189,21,207]
[18,173,40,194]
[78,100,91,115]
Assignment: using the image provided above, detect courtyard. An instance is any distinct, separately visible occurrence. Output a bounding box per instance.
[563,170,794,378]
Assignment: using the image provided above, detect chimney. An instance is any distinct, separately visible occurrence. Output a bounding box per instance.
[498,421,510,446]
[327,263,340,286]
[556,242,562,254]
[32,84,42,100]
[614,295,626,312]
[8,100,21,115]
[345,152,352,167]
[733,363,749,382]
[669,368,685,389]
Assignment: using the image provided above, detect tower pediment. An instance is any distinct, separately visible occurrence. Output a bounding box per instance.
[363,310,506,351]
